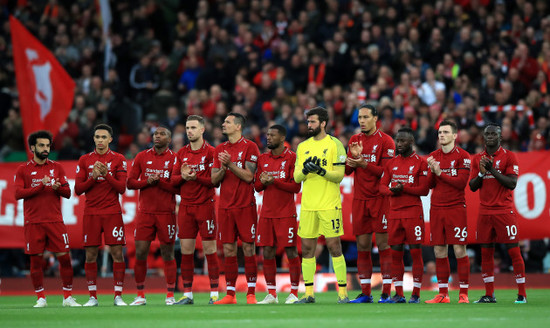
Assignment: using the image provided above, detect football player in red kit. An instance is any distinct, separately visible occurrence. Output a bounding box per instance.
[14,130,81,308]
[75,124,128,306]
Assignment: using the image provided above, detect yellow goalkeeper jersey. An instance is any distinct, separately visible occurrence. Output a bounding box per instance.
[294,134,346,211]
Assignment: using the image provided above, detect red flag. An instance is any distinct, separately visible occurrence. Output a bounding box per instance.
[10,16,75,155]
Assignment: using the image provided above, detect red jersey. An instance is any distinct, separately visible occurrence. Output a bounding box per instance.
[14,159,71,224]
[127,147,177,214]
[380,152,430,218]
[429,146,471,207]
[254,147,300,218]
[172,141,216,205]
[75,149,127,215]
[213,137,260,209]
[470,147,519,214]
[345,130,395,199]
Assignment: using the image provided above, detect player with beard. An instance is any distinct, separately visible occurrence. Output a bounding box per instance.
[345,104,395,303]
[293,107,349,304]
[254,125,301,304]
[172,115,220,305]
[469,124,527,304]
[14,130,81,307]
[75,124,128,306]
[379,128,430,303]
[127,127,178,306]
[212,113,260,304]
[425,120,471,304]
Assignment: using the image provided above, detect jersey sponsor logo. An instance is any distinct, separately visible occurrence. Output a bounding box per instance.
[31,171,37,175]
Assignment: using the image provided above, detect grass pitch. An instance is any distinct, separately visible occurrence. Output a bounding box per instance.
[0,289,547,328]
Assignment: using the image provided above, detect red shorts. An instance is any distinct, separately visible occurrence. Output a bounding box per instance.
[178,203,217,241]
[430,205,468,245]
[25,222,69,254]
[388,217,424,245]
[476,211,519,244]
[135,212,176,244]
[256,217,298,247]
[352,197,388,235]
[218,205,257,243]
[83,214,126,246]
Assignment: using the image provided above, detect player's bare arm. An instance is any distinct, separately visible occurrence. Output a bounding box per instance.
[211,167,226,185]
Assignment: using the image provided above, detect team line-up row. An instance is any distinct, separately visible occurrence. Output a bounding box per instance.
[14,106,526,307]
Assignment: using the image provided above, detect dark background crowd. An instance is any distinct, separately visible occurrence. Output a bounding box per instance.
[0,0,549,278]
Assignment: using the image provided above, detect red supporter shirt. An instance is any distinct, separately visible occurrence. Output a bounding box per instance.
[14,159,71,224]
[380,152,430,218]
[429,146,471,207]
[470,147,519,215]
[127,148,177,214]
[172,141,216,205]
[254,147,300,218]
[345,130,395,199]
[213,137,260,209]
[75,149,127,215]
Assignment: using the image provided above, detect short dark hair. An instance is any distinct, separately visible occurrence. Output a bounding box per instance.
[397,127,414,138]
[269,124,287,137]
[94,123,113,136]
[439,119,457,133]
[484,123,502,134]
[358,103,378,117]
[186,115,205,126]
[155,125,172,138]
[228,112,246,130]
[306,106,329,126]
[28,130,52,148]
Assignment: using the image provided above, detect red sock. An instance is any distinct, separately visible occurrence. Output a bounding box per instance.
[30,255,45,299]
[85,262,97,298]
[134,259,147,298]
[410,248,423,297]
[379,248,392,295]
[263,258,277,296]
[225,256,238,297]
[205,253,220,292]
[481,247,495,297]
[244,255,257,295]
[435,257,450,295]
[180,254,194,293]
[357,251,372,296]
[456,255,470,295]
[391,249,404,297]
[57,254,73,299]
[288,256,300,297]
[164,259,177,298]
[507,246,526,297]
[113,261,125,297]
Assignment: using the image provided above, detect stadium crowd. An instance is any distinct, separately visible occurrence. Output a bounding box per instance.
[0,0,550,279]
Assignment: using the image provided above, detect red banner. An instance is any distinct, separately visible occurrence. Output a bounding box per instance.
[10,16,75,154]
[1,151,550,249]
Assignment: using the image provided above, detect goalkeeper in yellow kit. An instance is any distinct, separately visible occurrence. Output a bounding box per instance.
[293,107,349,304]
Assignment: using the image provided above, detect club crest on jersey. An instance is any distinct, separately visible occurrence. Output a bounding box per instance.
[372,145,378,153]
[201,156,206,163]
[49,169,54,176]
[323,149,328,156]
[281,160,286,169]
[495,160,501,169]
[408,165,415,173]
[164,160,170,168]
[107,162,112,170]
[238,151,243,160]
[450,160,455,169]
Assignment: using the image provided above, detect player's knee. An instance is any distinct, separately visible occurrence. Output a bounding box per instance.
[285,247,298,259]
[242,242,255,256]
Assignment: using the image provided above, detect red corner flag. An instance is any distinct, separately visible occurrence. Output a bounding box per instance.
[10,16,75,154]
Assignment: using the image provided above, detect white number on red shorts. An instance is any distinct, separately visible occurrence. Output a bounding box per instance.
[506,225,517,237]
[206,220,215,232]
[414,226,422,237]
[112,226,124,238]
[454,227,467,238]
[251,224,256,237]
[167,225,176,238]
[62,233,69,245]
[288,227,294,239]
